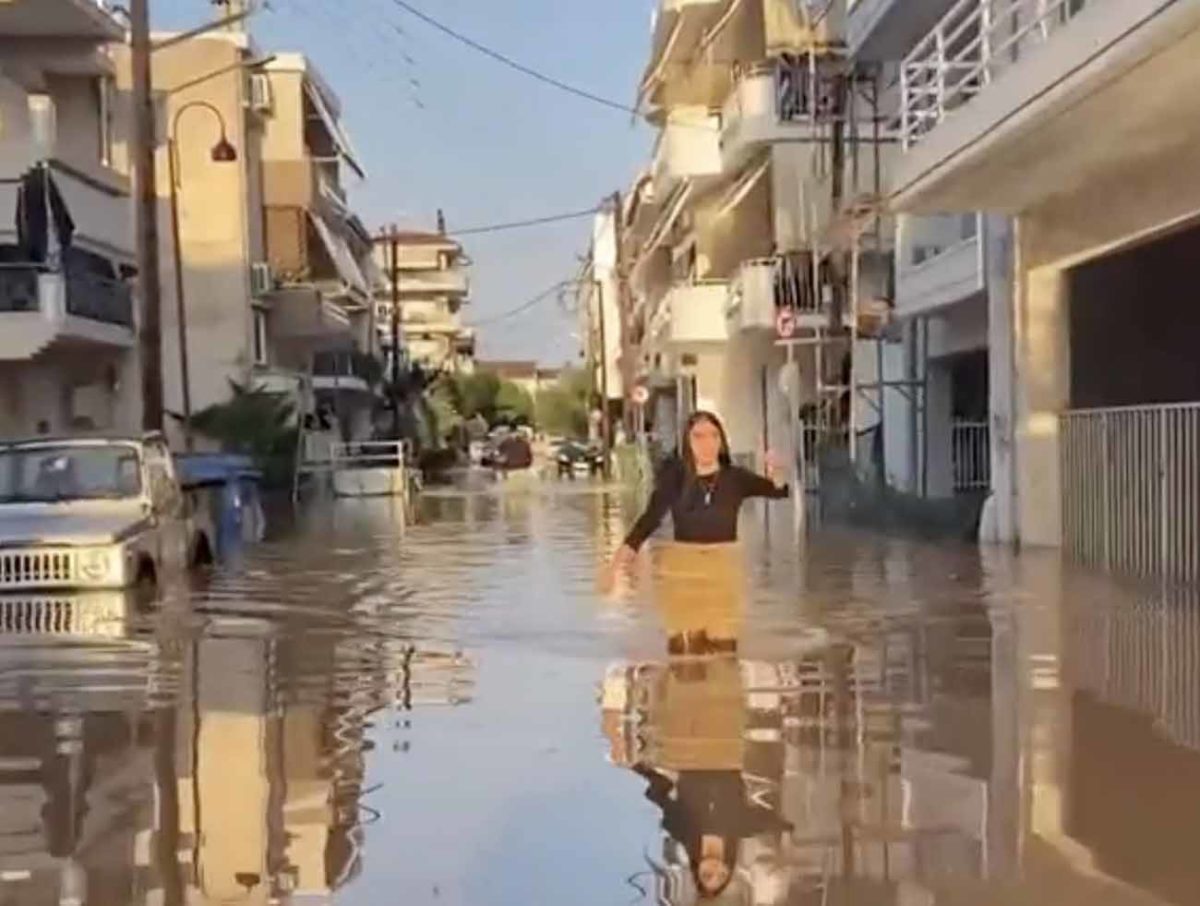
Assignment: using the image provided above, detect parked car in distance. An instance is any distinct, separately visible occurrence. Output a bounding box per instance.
[0,434,213,597]
[555,441,604,478]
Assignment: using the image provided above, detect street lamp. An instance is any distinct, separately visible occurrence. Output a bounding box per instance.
[167,100,238,450]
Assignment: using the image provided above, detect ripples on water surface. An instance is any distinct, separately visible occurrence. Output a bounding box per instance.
[2,481,1200,904]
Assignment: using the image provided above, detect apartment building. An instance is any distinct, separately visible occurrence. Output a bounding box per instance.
[374,225,475,376]
[874,0,1200,580]
[578,207,626,433]
[0,0,140,439]
[625,0,858,465]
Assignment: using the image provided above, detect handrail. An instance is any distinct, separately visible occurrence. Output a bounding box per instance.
[901,0,1092,149]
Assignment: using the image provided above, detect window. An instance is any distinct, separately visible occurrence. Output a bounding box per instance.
[94,77,114,168]
[252,309,268,366]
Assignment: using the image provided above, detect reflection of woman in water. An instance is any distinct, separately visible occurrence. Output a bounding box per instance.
[635,766,792,899]
[605,411,788,652]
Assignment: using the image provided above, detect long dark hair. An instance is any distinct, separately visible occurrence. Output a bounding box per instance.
[686,837,739,899]
[675,410,732,510]
[680,410,732,478]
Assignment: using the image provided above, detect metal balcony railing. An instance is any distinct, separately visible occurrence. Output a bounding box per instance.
[65,269,135,328]
[1062,402,1200,583]
[901,0,1092,149]
[313,351,382,384]
[0,265,42,313]
[951,421,990,491]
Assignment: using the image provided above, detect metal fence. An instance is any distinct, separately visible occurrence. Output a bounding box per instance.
[1061,403,1200,583]
[901,0,1093,149]
[951,421,990,491]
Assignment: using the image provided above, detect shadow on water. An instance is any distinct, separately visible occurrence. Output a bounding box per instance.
[1,483,1200,903]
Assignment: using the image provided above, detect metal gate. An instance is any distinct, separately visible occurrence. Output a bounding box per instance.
[1061,403,1200,583]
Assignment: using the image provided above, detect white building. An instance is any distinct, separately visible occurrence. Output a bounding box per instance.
[626,0,863,467]
[0,0,140,438]
[874,0,1200,580]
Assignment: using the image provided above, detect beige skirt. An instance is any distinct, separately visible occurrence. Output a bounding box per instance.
[651,541,747,643]
[640,656,746,771]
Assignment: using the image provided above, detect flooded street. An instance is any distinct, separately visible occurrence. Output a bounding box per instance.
[2,483,1199,905]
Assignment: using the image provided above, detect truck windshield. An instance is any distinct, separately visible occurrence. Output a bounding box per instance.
[0,445,142,503]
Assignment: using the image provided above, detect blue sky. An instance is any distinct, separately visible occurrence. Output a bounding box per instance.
[154,0,654,366]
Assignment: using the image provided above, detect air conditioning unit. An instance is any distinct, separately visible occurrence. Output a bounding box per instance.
[247,73,273,114]
[249,262,273,297]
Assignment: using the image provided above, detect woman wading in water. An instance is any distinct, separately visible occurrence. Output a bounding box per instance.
[605,411,789,653]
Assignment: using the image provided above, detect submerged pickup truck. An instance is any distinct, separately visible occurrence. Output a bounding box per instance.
[0,433,213,597]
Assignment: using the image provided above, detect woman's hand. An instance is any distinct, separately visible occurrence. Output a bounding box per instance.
[599,544,637,594]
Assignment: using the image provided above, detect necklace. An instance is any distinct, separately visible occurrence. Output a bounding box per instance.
[698,472,718,506]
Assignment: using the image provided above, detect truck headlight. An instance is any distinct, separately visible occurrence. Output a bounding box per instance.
[79,549,112,582]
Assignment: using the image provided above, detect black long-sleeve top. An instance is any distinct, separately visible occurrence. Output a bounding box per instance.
[636,767,792,851]
[622,457,789,551]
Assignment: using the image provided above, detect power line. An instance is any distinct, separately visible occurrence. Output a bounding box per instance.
[388,0,638,116]
[455,206,602,237]
[468,279,578,328]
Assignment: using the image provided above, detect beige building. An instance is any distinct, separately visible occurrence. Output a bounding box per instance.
[146,39,382,443]
[374,225,475,376]
[622,0,860,465]
[0,0,140,439]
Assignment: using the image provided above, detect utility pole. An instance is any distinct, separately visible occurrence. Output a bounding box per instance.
[610,191,635,439]
[388,227,402,437]
[595,278,612,478]
[132,0,165,433]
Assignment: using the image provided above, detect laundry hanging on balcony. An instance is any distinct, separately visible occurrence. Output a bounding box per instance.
[15,165,75,264]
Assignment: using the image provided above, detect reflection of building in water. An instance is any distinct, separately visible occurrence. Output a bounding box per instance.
[606,571,1200,905]
[0,592,161,905]
[132,624,474,905]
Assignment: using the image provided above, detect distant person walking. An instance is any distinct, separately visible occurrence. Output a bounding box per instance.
[603,410,789,652]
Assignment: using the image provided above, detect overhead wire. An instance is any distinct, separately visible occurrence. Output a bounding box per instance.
[387,0,640,116]
[454,206,602,237]
[467,279,580,328]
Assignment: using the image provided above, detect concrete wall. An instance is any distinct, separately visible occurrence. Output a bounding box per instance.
[0,346,137,439]
[140,37,259,428]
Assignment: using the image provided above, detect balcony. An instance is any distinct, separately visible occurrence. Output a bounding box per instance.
[659,281,729,347]
[725,259,777,332]
[892,0,1200,213]
[650,116,722,199]
[311,350,381,395]
[0,265,134,360]
[1,161,133,265]
[847,0,958,63]
[895,214,984,318]
[719,64,820,170]
[395,269,470,297]
[0,0,124,39]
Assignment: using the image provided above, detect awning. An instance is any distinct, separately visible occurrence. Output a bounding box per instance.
[713,152,771,220]
[304,79,366,180]
[307,211,369,299]
[641,179,694,260]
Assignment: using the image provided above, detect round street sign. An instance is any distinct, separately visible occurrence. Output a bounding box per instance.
[776,308,796,339]
[632,385,650,406]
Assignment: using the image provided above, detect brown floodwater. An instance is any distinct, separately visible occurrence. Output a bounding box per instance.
[1,480,1199,905]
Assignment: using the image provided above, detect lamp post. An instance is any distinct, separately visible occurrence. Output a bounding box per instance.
[167,100,238,450]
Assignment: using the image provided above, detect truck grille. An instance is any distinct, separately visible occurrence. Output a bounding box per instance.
[0,598,76,634]
[0,550,76,589]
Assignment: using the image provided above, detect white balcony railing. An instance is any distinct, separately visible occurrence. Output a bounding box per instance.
[901,0,1093,150]
[1062,402,1200,583]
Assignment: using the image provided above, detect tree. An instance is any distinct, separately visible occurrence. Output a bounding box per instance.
[188,381,298,487]
[495,381,535,426]
[535,368,591,438]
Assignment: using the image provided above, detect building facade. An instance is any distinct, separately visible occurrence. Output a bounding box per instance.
[0,0,140,439]
[374,226,475,376]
